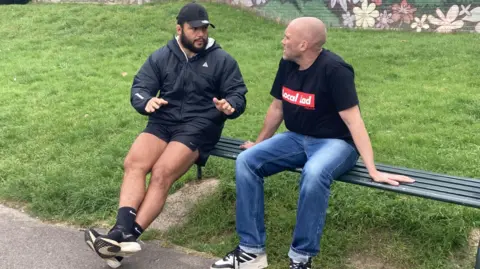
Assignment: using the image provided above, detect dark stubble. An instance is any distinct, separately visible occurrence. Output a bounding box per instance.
[180,29,208,53]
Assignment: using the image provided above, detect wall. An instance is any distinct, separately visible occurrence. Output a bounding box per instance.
[224,0,480,33]
[26,0,480,33]
[32,0,152,4]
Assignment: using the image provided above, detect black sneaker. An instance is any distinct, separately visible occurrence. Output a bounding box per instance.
[93,225,141,259]
[210,246,268,269]
[289,258,312,269]
[84,228,124,268]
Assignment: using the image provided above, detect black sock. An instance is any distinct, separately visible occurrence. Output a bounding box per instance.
[132,222,144,239]
[114,207,137,232]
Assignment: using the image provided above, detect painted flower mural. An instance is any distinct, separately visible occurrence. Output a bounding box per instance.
[353,0,380,28]
[410,14,430,32]
[427,5,464,33]
[342,11,356,28]
[231,0,268,7]
[391,0,416,24]
[376,10,394,29]
[226,0,480,33]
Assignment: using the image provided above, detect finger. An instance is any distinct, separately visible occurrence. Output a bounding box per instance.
[389,174,415,183]
[213,97,219,104]
[152,103,160,109]
[230,107,235,113]
[373,175,399,186]
[239,141,251,149]
[159,99,168,105]
[384,179,400,186]
[152,98,163,105]
[149,105,157,112]
[222,103,231,111]
[244,143,254,149]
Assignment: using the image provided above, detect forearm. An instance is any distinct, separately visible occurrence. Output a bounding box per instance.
[131,86,154,115]
[347,118,377,175]
[131,54,162,115]
[255,102,283,143]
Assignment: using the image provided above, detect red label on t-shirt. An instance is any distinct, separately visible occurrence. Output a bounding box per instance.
[282,86,315,109]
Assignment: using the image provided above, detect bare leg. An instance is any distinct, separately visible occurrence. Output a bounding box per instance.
[135,141,199,229]
[90,133,168,260]
[119,133,168,210]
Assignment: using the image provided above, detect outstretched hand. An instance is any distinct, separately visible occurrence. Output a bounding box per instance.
[145,97,168,113]
[370,171,415,186]
[213,97,235,115]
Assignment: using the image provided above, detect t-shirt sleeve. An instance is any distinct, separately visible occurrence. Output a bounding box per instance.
[269,59,287,100]
[328,64,359,112]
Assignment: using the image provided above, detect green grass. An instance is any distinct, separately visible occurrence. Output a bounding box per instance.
[1,1,480,268]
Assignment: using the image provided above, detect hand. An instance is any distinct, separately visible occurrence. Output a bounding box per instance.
[213,97,235,115]
[370,171,415,186]
[240,141,256,149]
[145,97,168,113]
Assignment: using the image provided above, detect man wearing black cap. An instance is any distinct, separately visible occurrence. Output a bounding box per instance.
[83,2,248,268]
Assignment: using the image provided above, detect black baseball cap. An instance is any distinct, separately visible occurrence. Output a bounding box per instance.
[176,2,215,28]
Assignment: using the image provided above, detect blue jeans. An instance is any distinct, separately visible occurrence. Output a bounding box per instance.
[235,131,359,263]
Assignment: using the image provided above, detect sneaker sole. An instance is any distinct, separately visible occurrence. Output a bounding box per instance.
[94,236,141,259]
[84,229,123,268]
[210,254,268,269]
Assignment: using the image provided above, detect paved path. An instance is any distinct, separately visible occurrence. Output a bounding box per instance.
[0,204,217,269]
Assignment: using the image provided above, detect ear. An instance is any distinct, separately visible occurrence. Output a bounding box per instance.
[176,24,182,36]
[300,40,308,52]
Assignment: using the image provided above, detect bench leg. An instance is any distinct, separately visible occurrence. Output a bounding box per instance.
[196,165,202,180]
[476,239,480,269]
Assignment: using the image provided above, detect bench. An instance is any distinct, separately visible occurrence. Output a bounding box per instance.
[196,136,480,268]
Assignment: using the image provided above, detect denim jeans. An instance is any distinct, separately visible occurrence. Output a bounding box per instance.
[236,131,359,263]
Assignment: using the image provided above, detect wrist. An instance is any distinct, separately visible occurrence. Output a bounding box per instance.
[368,168,380,178]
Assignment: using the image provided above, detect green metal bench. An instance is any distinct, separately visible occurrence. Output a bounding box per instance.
[196,136,480,268]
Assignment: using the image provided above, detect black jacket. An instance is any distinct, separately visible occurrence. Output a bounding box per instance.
[130,37,247,129]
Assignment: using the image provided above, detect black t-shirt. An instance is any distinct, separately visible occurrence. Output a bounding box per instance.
[270,49,359,141]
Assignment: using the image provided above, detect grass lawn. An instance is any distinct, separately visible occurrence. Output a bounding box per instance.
[1,1,479,268]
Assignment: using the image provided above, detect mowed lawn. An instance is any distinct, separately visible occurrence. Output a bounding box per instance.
[0,1,479,268]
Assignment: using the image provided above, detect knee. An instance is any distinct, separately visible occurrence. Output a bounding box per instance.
[124,156,150,175]
[301,164,332,191]
[236,149,257,170]
[149,166,174,190]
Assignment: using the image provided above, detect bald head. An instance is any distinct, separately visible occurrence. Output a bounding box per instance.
[288,17,327,51]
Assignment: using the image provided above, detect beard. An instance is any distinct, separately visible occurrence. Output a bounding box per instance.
[180,30,208,53]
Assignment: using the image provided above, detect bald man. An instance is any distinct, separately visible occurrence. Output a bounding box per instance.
[211,17,413,269]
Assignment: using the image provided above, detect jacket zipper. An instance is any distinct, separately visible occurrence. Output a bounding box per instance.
[180,60,189,120]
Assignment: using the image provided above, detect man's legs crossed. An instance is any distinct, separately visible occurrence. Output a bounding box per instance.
[118,132,168,220]
[86,132,168,264]
[288,138,359,266]
[212,131,307,269]
[134,141,199,229]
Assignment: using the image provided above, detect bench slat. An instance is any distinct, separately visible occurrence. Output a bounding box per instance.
[207,137,480,208]
[347,171,480,199]
[339,174,480,208]
[351,167,480,191]
[362,163,480,185]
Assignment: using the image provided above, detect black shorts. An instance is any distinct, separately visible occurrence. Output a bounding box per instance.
[142,121,220,166]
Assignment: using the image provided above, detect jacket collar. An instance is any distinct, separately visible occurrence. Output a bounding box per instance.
[167,36,218,62]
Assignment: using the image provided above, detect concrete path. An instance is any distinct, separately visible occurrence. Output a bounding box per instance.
[0,204,217,269]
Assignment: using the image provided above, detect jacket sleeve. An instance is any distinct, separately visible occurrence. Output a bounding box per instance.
[130,52,163,116]
[219,55,248,120]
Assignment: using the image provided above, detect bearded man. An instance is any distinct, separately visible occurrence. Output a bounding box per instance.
[84,3,248,268]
